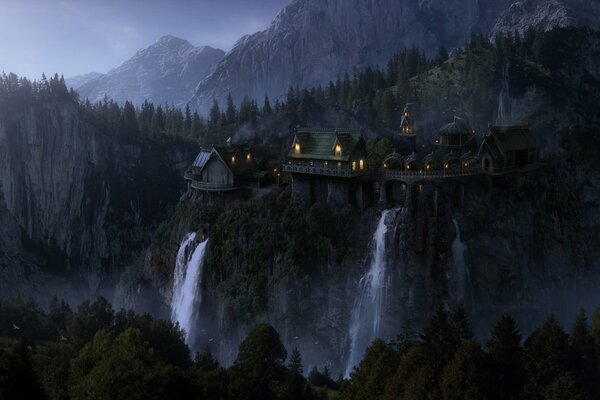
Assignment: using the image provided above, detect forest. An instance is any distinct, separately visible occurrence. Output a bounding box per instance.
[1,297,600,400]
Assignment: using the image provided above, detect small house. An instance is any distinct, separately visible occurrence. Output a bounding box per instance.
[478,126,538,173]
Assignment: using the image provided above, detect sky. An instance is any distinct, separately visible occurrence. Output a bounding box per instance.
[0,0,290,79]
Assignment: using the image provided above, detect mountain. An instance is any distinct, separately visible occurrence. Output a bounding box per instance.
[189,0,600,113]
[490,0,600,38]
[77,35,224,107]
[65,72,104,90]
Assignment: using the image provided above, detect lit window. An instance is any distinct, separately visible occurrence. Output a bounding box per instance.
[406,164,411,170]
[335,144,342,156]
[247,153,251,160]
[337,162,341,169]
[231,155,236,163]
[324,161,328,168]
[294,143,301,154]
[359,159,364,170]
[352,161,357,171]
[445,164,449,169]
[426,164,430,170]
[383,163,387,169]
[464,162,468,167]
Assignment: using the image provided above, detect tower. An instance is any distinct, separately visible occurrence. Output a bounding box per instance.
[399,103,416,152]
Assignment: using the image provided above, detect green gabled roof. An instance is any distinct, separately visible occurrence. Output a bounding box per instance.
[489,126,537,154]
[288,129,365,161]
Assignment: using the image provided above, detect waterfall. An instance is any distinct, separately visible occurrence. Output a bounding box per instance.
[170,232,208,345]
[345,209,398,377]
[448,219,468,302]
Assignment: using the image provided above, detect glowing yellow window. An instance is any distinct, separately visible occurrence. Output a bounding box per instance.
[294,143,301,154]
[231,155,236,163]
[359,159,364,170]
[247,153,251,160]
[335,144,342,156]
[352,161,357,171]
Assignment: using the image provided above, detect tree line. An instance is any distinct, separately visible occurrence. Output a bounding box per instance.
[2,296,600,400]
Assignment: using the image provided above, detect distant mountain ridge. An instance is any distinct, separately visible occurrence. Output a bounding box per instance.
[189,0,600,113]
[74,35,224,106]
[69,0,600,112]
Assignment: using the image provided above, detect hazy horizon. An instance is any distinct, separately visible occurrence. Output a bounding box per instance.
[1,0,289,80]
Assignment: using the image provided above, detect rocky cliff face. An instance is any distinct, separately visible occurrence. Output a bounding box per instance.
[190,0,600,113]
[0,102,197,300]
[77,35,224,107]
[490,0,600,38]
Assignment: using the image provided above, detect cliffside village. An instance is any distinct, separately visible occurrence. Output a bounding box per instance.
[184,105,538,206]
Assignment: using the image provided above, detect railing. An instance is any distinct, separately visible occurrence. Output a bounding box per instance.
[190,181,236,191]
[282,163,483,180]
[380,168,483,180]
[281,164,364,178]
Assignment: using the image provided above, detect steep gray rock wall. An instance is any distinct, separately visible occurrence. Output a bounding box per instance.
[0,102,197,297]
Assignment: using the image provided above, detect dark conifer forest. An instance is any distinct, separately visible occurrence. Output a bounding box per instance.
[1,297,600,400]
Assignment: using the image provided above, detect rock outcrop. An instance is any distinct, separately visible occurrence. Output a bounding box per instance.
[0,101,197,299]
[77,35,224,107]
[490,0,600,38]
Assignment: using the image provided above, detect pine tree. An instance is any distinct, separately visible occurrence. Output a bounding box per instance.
[487,313,524,400]
[262,95,272,115]
[226,93,237,124]
[208,99,221,127]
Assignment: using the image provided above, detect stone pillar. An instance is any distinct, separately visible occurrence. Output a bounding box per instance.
[379,182,387,204]
[291,174,311,201]
[327,178,350,205]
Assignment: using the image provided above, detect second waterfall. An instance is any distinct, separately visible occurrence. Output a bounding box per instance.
[345,208,400,376]
[170,232,209,348]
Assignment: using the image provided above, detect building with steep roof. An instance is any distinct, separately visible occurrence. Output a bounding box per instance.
[479,126,538,173]
[283,128,370,205]
[435,116,477,151]
[185,144,267,193]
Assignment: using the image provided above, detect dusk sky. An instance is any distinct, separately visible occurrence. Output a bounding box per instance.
[1,0,290,79]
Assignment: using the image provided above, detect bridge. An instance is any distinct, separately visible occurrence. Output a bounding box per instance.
[282,163,484,185]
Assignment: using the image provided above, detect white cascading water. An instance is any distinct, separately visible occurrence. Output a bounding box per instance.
[448,219,468,302]
[345,209,398,377]
[170,232,209,345]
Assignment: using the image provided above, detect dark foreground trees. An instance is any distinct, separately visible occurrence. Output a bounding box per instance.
[2,297,600,400]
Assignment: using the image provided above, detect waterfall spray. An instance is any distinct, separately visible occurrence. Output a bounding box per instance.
[170,232,209,345]
[448,219,468,302]
[345,209,399,377]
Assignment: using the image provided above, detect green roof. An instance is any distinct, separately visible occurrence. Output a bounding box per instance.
[288,129,365,161]
[489,126,537,154]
